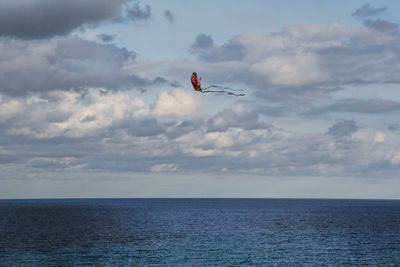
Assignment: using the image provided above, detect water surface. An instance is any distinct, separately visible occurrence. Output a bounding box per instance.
[0,199,399,266]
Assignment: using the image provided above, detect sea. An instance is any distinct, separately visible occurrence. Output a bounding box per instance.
[0,198,399,266]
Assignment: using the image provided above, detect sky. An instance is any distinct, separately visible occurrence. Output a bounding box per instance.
[1,0,400,199]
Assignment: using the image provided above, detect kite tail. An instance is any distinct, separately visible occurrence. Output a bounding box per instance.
[202,89,245,96]
[203,85,244,92]
[202,84,245,96]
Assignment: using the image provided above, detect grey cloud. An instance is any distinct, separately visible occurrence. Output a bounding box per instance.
[97,33,116,42]
[126,4,151,21]
[352,4,387,18]
[254,85,340,104]
[2,15,400,179]
[255,105,293,117]
[187,23,400,103]
[0,92,399,178]
[86,155,150,172]
[164,120,202,139]
[164,10,174,23]
[0,134,90,168]
[190,34,244,62]
[327,120,359,137]
[0,154,22,164]
[363,19,399,33]
[45,110,72,123]
[153,76,168,84]
[388,124,400,131]
[122,118,164,137]
[207,106,269,132]
[0,37,164,96]
[110,117,200,139]
[81,115,96,123]
[306,98,400,115]
[0,0,131,39]
[191,34,213,49]
[27,157,78,169]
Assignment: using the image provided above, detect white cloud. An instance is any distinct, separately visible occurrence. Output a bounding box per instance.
[187,23,400,102]
[250,53,327,86]
[1,17,400,182]
[150,163,178,172]
[390,154,400,165]
[374,131,386,143]
[154,89,201,116]
[0,96,22,121]
[352,130,386,144]
[0,146,13,155]
[1,92,399,178]
[1,88,149,139]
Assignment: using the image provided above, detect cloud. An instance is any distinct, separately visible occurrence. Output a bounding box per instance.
[0,0,146,39]
[190,34,213,49]
[363,19,399,33]
[327,119,359,137]
[150,163,178,172]
[0,89,147,139]
[164,10,174,23]
[306,98,400,115]
[126,3,151,21]
[351,5,397,34]
[207,104,269,132]
[186,23,400,103]
[352,4,387,18]
[374,131,385,143]
[0,89,186,172]
[110,117,165,137]
[1,12,400,181]
[389,153,400,165]
[388,124,400,131]
[45,110,72,123]
[154,89,201,116]
[0,36,166,96]
[27,157,81,169]
[0,88,200,142]
[80,115,96,123]
[1,89,399,177]
[97,33,116,42]
[190,33,244,62]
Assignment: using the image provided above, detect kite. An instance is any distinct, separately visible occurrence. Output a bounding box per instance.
[191,72,245,96]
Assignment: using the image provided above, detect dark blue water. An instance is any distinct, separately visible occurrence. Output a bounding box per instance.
[0,199,399,266]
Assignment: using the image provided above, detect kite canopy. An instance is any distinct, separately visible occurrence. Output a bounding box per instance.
[191,72,202,92]
[190,72,245,96]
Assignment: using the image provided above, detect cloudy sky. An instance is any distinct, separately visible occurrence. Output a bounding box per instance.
[1,0,400,199]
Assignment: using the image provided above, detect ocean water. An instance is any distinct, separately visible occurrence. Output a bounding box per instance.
[0,199,399,266]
